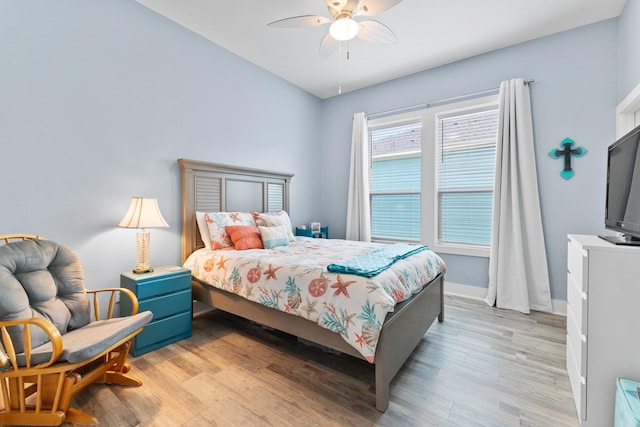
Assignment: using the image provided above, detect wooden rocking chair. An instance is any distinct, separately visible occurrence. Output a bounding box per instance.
[0,234,153,426]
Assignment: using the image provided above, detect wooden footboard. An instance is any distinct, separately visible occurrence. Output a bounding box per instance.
[374,272,444,411]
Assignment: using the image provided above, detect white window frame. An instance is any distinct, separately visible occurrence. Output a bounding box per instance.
[368,111,424,243]
[423,94,498,257]
[368,94,498,256]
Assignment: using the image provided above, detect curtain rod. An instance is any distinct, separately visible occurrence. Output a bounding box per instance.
[367,79,534,120]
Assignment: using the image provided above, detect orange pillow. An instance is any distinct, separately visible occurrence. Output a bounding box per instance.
[224,225,263,250]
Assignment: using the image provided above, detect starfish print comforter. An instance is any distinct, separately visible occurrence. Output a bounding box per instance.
[184,237,446,362]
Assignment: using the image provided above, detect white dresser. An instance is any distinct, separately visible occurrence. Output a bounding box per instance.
[566,234,640,426]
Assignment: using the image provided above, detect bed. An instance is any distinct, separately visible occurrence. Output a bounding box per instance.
[178,158,445,412]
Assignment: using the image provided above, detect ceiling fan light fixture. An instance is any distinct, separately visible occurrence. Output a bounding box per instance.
[329,17,359,41]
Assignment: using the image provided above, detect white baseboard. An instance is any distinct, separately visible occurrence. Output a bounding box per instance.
[444,281,566,316]
[550,299,567,316]
[444,281,488,301]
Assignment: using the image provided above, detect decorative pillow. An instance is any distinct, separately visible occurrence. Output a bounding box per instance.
[253,211,295,242]
[259,225,290,249]
[225,225,263,250]
[0,239,91,354]
[204,212,256,250]
[195,212,211,249]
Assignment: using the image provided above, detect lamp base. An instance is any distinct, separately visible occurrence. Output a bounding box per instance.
[132,266,154,274]
[133,230,153,274]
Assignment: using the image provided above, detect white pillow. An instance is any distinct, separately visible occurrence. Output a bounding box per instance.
[195,212,211,249]
[259,224,290,249]
[253,211,295,242]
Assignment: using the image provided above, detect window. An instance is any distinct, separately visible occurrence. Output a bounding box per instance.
[437,106,498,247]
[369,120,422,242]
[368,95,498,257]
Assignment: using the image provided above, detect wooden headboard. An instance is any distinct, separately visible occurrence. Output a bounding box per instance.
[177,159,294,263]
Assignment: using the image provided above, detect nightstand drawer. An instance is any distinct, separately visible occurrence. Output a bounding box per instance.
[139,289,191,320]
[134,311,192,355]
[134,274,190,300]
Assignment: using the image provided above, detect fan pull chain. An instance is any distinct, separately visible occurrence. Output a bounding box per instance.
[337,42,351,95]
[338,43,342,95]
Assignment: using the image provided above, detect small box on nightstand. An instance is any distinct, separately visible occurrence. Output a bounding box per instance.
[120,266,192,356]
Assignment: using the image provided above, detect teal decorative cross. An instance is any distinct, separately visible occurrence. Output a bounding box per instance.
[549,138,587,180]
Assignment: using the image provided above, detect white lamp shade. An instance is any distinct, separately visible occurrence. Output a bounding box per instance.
[118,197,169,229]
[329,17,359,41]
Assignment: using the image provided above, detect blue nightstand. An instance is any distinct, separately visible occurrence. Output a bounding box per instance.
[120,266,192,356]
[296,226,328,239]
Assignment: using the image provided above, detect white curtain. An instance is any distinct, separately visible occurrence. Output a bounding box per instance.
[345,112,372,242]
[485,79,552,314]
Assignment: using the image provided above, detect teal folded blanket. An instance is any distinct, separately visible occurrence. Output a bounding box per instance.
[327,243,428,278]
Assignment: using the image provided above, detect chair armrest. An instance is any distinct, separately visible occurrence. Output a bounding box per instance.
[87,288,139,320]
[0,318,63,369]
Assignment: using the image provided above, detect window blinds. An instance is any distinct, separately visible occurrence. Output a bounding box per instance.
[437,108,498,246]
[370,122,422,241]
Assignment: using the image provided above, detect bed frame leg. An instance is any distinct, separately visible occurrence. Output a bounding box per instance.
[375,362,390,412]
[438,276,445,322]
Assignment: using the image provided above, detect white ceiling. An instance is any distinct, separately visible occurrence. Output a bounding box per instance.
[135,0,627,99]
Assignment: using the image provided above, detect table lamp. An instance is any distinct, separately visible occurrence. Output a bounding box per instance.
[119,197,169,273]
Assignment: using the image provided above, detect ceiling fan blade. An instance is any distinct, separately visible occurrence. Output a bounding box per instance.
[356,20,398,44]
[319,33,339,57]
[323,0,347,15]
[355,0,402,16]
[268,15,330,28]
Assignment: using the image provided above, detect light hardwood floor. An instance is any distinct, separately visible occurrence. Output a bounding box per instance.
[60,295,578,427]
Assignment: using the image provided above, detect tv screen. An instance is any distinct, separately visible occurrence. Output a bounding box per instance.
[601,124,640,245]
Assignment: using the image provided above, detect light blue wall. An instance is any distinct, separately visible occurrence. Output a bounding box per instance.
[2,0,635,304]
[0,0,323,289]
[320,20,619,301]
[618,0,640,101]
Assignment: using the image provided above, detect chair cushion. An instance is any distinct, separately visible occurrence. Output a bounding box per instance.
[18,311,153,366]
[0,239,91,353]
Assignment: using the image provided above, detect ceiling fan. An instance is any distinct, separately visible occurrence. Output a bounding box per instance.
[268,0,402,57]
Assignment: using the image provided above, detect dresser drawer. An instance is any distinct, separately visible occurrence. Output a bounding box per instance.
[566,337,587,421]
[566,307,587,378]
[139,289,192,320]
[567,241,587,291]
[567,272,587,334]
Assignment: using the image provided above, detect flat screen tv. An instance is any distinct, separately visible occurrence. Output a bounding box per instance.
[600,123,640,245]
